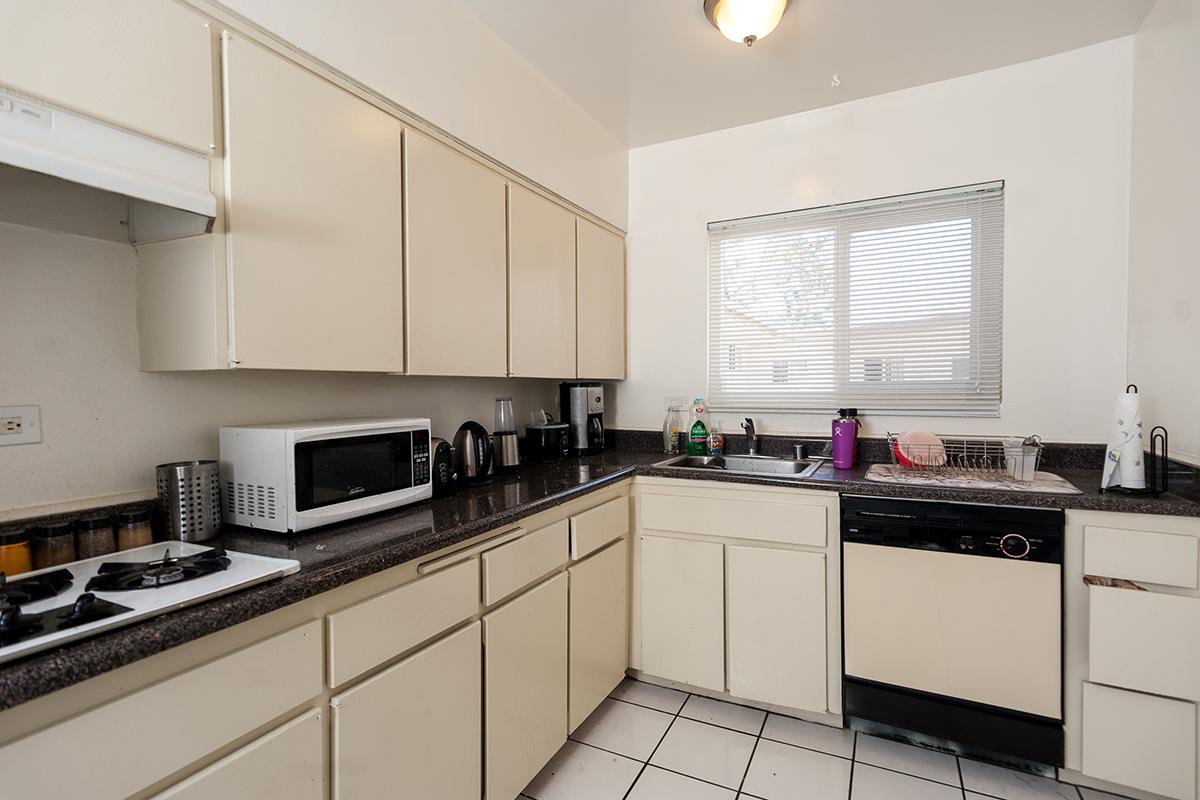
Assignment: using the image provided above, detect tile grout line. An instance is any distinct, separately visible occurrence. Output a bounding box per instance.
[610,693,766,739]
[847,730,858,800]
[733,710,770,797]
[958,755,966,799]
[618,689,692,800]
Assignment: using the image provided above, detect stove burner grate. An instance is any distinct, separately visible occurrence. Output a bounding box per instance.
[85,548,231,592]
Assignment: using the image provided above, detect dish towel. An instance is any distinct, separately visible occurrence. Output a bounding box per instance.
[1101,391,1145,490]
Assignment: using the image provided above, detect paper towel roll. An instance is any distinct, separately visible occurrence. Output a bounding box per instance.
[1101,391,1145,490]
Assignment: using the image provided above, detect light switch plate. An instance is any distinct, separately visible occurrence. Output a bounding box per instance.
[0,406,42,446]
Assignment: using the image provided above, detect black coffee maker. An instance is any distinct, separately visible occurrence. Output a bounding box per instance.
[559,382,604,456]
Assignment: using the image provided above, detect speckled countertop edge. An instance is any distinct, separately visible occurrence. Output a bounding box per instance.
[2,448,1197,711]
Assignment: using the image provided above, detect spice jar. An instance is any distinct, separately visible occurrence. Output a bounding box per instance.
[75,515,115,559]
[31,521,76,569]
[0,529,33,576]
[116,509,153,551]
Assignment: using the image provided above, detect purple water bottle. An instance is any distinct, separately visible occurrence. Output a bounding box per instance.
[832,408,860,469]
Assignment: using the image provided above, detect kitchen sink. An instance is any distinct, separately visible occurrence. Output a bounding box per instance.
[655,454,822,478]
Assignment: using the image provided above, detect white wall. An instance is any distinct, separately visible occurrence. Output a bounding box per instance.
[1127,0,1200,464]
[0,221,557,515]
[218,0,629,229]
[618,40,1135,443]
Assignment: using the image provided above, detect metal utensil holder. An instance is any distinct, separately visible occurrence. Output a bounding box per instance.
[887,433,1045,482]
[156,460,222,542]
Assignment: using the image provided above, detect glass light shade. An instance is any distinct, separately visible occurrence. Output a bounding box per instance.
[709,0,789,46]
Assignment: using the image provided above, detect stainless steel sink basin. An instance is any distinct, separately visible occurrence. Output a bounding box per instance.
[655,454,822,478]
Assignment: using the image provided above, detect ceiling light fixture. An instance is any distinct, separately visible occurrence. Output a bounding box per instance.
[703,0,791,47]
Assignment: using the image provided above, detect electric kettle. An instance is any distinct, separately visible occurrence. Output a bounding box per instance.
[453,421,493,484]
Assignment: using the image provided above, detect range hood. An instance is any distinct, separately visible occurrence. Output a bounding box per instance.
[0,88,216,221]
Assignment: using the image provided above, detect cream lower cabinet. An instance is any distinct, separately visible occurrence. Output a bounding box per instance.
[1064,509,1200,800]
[153,709,324,800]
[639,534,725,692]
[727,545,827,712]
[221,33,405,371]
[331,621,482,799]
[485,572,569,800]
[635,479,839,716]
[569,538,630,730]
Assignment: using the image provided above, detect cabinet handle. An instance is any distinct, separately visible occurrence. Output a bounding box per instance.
[417,525,526,574]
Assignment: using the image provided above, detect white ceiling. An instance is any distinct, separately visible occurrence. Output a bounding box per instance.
[459,0,1156,147]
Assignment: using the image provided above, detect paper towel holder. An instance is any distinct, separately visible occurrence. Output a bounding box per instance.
[1099,419,1169,497]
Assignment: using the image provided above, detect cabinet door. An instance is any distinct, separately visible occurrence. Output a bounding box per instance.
[405,129,508,376]
[1082,682,1196,800]
[727,546,826,711]
[332,622,481,800]
[484,573,568,800]
[508,185,577,378]
[0,0,214,151]
[222,34,404,371]
[569,539,629,731]
[639,535,724,691]
[153,709,324,800]
[576,218,626,379]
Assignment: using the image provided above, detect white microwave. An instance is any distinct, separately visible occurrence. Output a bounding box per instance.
[218,418,432,533]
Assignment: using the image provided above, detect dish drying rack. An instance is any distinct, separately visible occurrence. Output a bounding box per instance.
[886,433,1045,483]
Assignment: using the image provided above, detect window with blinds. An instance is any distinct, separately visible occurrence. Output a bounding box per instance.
[707,182,1003,416]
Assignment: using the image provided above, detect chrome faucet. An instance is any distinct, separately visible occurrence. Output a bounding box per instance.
[741,418,759,456]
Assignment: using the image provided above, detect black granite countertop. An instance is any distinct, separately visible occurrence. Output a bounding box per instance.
[2,446,1196,711]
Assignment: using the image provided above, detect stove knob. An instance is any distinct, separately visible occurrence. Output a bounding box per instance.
[0,605,22,631]
[1000,534,1031,559]
[70,593,97,618]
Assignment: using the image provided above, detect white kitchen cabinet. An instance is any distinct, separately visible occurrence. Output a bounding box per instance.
[0,0,215,152]
[484,572,569,800]
[0,620,323,800]
[153,709,324,800]
[1082,682,1197,800]
[405,129,508,376]
[222,33,405,371]
[332,622,481,800]
[1089,585,1200,701]
[482,521,569,606]
[569,538,629,731]
[508,184,578,378]
[639,534,725,692]
[576,218,626,380]
[727,546,827,712]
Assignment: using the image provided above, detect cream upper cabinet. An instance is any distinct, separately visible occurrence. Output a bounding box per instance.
[405,129,508,376]
[508,185,577,378]
[639,534,725,692]
[331,622,482,800]
[568,538,629,731]
[727,546,827,712]
[484,572,568,800]
[222,34,404,371]
[576,218,626,380]
[0,0,214,152]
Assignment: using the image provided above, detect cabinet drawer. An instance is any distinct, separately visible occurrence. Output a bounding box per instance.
[571,496,630,559]
[1082,682,1196,800]
[153,709,324,800]
[327,559,479,687]
[640,492,826,547]
[1089,585,1200,701]
[1084,525,1199,588]
[0,620,323,800]
[482,521,569,605]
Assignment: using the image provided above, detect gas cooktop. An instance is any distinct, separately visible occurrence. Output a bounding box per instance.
[0,543,300,665]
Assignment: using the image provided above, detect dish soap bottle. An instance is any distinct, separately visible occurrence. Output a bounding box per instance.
[687,397,709,456]
[662,403,684,454]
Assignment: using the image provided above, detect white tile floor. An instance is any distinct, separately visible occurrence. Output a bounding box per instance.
[522,678,1133,800]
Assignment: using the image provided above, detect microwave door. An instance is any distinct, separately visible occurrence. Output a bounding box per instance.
[294,431,414,512]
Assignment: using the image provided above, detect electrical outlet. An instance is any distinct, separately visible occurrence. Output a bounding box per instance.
[0,406,41,446]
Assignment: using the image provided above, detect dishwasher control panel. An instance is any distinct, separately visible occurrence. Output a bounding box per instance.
[841,495,1064,564]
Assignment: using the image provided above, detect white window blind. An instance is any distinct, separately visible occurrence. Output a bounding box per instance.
[707,182,1004,416]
